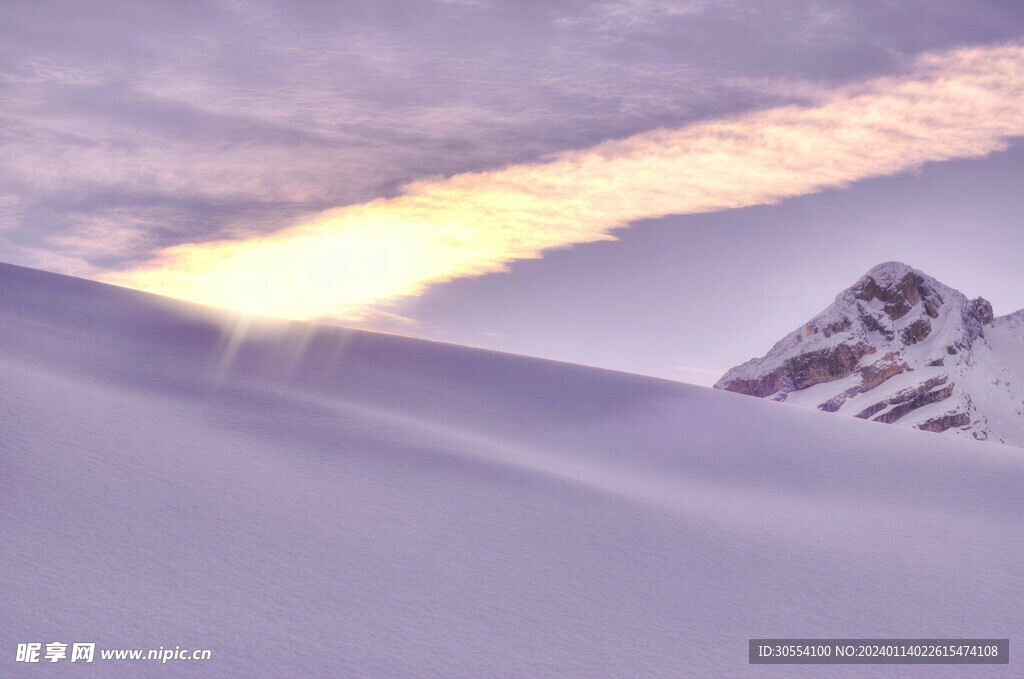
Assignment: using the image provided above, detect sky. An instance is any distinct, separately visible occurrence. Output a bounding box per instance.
[2,0,1024,386]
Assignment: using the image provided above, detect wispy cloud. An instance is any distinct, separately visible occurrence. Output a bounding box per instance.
[1,8,774,275]
[672,365,726,387]
[434,0,491,7]
[556,0,711,32]
[673,366,727,377]
[100,44,1024,320]
[342,308,421,334]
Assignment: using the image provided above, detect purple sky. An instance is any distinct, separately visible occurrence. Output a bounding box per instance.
[2,0,1024,384]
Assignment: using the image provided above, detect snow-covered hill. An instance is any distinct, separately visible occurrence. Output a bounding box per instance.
[1,262,1021,678]
[716,262,1024,446]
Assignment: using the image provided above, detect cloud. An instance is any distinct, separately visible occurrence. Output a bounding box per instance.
[434,0,491,7]
[672,365,726,387]
[101,43,1024,320]
[673,366,726,377]
[342,308,421,334]
[2,6,783,277]
[556,0,710,32]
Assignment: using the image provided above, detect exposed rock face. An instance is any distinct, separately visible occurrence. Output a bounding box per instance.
[860,353,908,391]
[901,319,931,345]
[851,268,940,320]
[872,382,955,425]
[854,376,949,421]
[917,413,972,433]
[715,262,1024,447]
[786,343,871,390]
[972,297,994,325]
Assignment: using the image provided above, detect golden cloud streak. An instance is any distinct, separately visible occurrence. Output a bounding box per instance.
[103,44,1024,320]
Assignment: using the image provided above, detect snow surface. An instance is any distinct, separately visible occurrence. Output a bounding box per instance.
[1,262,1022,677]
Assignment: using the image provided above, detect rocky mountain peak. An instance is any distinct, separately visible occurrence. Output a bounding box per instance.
[847,261,944,321]
[715,263,1024,447]
[971,297,995,325]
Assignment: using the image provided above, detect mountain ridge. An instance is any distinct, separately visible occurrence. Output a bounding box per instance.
[715,261,1024,446]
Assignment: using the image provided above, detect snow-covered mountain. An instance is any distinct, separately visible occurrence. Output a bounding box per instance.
[1,262,1022,678]
[716,262,1024,447]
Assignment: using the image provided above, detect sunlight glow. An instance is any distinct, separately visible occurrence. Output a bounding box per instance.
[102,44,1024,320]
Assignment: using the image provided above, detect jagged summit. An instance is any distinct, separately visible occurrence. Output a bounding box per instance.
[860,260,916,285]
[715,263,1024,446]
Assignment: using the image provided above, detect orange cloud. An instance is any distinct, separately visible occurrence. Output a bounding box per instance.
[103,44,1024,320]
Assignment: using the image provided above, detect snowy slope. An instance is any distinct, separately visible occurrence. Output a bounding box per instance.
[716,262,1024,446]
[1,262,1022,678]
